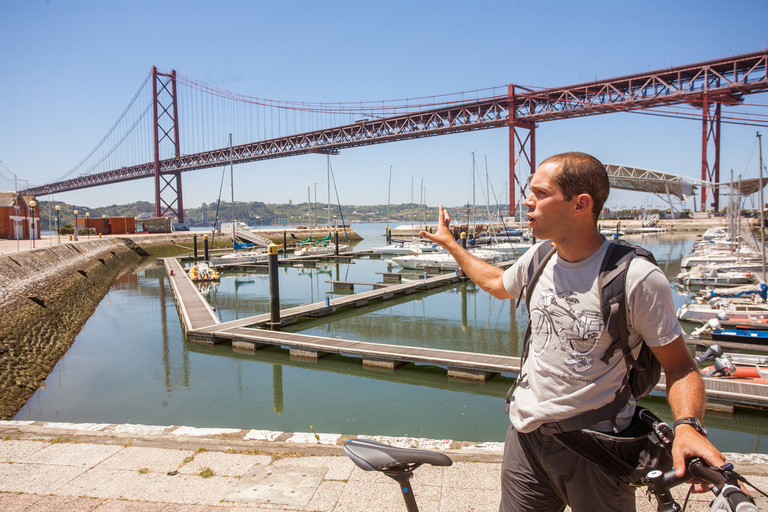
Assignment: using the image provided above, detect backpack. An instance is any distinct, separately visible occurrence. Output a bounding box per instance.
[505,239,663,433]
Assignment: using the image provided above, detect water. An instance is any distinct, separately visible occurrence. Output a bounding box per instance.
[14,224,768,452]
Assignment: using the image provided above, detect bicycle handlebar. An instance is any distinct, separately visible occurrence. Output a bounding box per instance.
[644,457,758,512]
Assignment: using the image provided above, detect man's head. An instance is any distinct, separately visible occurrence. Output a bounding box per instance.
[539,152,609,222]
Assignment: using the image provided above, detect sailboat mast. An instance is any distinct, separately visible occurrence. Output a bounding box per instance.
[410,176,414,241]
[386,166,392,229]
[327,156,331,228]
[471,152,476,238]
[758,131,766,284]
[230,134,235,249]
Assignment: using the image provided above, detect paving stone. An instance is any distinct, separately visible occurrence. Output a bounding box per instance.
[177,450,269,478]
[18,442,122,468]
[0,439,49,462]
[95,446,195,473]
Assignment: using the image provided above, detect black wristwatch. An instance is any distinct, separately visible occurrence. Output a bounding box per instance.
[673,417,708,437]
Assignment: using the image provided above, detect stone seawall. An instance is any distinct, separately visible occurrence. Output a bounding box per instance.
[0,234,204,420]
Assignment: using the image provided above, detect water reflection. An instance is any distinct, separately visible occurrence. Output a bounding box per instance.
[13,225,768,451]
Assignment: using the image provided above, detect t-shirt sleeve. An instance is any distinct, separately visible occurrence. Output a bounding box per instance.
[625,257,682,347]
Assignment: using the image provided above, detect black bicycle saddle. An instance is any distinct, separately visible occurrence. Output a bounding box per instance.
[344,438,453,472]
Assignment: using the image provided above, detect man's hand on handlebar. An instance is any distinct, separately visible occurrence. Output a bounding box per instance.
[672,425,727,493]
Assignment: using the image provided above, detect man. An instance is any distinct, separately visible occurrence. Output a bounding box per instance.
[420,152,724,512]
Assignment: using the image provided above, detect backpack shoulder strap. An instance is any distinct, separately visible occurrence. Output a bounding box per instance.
[518,241,557,312]
[599,241,655,368]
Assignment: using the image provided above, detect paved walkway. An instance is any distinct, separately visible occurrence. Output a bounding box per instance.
[1,421,766,512]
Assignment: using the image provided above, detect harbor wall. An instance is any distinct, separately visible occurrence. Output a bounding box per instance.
[0,234,203,420]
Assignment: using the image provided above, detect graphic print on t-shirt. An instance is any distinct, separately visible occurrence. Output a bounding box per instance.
[529,287,604,373]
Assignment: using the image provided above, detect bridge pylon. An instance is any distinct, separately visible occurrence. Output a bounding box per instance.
[152,67,184,223]
[507,84,536,217]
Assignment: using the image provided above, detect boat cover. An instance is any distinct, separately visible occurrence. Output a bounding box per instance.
[709,283,768,300]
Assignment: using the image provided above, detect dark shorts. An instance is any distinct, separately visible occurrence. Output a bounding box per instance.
[499,425,637,512]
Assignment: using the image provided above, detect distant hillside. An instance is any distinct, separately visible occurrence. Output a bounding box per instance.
[33,199,512,228]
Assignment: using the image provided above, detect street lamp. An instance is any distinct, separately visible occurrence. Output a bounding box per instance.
[85,212,90,238]
[29,200,36,248]
[55,205,61,243]
[73,210,79,241]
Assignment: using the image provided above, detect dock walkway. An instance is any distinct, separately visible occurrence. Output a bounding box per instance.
[163,257,768,409]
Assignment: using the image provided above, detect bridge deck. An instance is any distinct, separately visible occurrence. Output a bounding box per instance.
[162,257,768,409]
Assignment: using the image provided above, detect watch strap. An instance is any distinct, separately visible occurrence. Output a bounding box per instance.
[673,417,707,437]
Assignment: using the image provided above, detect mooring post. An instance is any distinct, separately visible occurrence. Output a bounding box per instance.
[460,231,467,249]
[193,234,198,259]
[334,228,339,255]
[387,226,391,241]
[268,243,280,329]
[203,235,209,261]
[283,230,287,258]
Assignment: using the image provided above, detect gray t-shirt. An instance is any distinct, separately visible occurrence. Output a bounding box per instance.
[502,239,682,433]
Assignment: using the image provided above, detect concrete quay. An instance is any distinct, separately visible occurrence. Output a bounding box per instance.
[1,420,767,512]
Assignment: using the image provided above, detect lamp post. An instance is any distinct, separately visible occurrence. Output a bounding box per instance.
[55,205,61,243]
[73,210,79,241]
[85,212,90,238]
[29,200,36,248]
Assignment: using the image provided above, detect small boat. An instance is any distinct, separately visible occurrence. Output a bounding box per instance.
[211,249,269,266]
[675,266,756,288]
[710,328,768,346]
[694,344,768,383]
[677,298,768,327]
[294,243,349,256]
[188,262,220,282]
[372,239,439,255]
[392,247,503,270]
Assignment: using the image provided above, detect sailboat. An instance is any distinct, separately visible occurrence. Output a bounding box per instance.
[211,134,269,266]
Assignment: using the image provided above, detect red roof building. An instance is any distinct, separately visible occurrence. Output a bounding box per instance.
[0,192,39,240]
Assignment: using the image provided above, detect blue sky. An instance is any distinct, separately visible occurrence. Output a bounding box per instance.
[1,0,767,212]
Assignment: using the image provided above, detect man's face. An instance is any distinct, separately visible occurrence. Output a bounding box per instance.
[523,162,577,241]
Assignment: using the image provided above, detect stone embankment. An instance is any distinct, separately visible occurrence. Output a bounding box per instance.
[0,234,203,420]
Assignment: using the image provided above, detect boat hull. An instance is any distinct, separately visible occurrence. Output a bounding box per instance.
[710,329,768,346]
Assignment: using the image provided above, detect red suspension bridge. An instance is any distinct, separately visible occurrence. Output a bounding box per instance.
[21,50,768,221]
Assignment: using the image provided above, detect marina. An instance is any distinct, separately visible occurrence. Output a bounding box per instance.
[164,241,768,412]
[11,225,768,452]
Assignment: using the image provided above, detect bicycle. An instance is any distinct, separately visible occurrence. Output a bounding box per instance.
[345,426,768,512]
[344,438,452,512]
[644,456,766,512]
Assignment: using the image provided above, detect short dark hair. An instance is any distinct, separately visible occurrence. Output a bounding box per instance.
[540,152,609,221]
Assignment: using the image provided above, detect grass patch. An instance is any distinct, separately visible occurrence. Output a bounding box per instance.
[183,456,194,464]
[199,467,214,478]
[138,467,149,474]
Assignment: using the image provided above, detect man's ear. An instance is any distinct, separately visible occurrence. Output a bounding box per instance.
[573,193,594,216]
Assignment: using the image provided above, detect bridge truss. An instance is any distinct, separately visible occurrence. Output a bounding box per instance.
[24,50,768,216]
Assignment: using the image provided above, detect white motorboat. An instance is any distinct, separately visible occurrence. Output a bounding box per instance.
[295,244,349,256]
[677,298,768,327]
[211,249,269,266]
[392,248,503,270]
[676,266,756,288]
[372,240,439,255]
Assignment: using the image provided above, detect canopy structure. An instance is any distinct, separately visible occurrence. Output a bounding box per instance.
[605,164,698,201]
[604,164,768,214]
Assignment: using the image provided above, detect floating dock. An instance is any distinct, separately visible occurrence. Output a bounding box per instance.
[163,257,768,410]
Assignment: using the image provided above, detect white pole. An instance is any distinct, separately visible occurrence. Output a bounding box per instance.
[758,131,766,284]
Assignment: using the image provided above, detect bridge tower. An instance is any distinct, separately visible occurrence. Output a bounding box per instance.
[507,85,535,217]
[152,67,184,223]
[699,94,722,212]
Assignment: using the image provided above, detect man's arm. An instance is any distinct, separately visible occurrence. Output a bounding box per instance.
[651,337,726,477]
[419,205,512,299]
